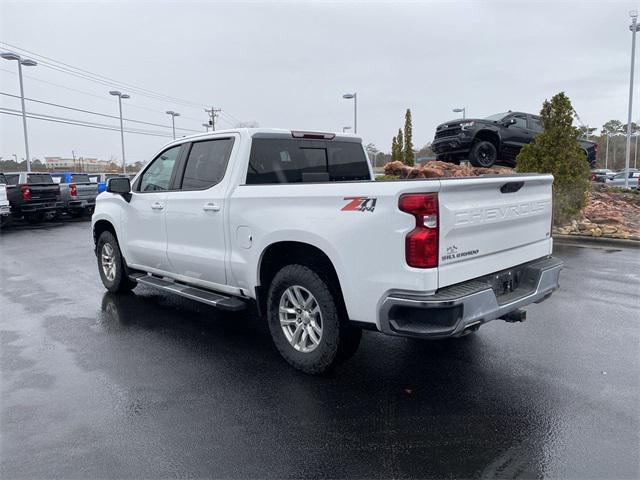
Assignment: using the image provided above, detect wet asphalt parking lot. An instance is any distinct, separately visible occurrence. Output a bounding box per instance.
[1,219,639,479]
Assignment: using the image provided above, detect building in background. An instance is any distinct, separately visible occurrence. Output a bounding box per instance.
[45,157,112,172]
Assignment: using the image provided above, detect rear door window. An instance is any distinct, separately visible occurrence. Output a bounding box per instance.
[246,139,369,184]
[180,138,234,190]
[27,174,53,184]
[529,116,543,132]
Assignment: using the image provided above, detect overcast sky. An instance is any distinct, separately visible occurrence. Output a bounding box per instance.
[0,0,638,164]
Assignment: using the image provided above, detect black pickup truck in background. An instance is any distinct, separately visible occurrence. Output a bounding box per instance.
[1,172,62,223]
[432,111,597,168]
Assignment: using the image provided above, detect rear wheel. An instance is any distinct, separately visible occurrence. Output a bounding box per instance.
[469,140,498,167]
[267,264,361,374]
[97,231,136,293]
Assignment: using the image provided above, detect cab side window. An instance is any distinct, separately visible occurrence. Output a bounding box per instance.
[138,146,181,192]
[513,115,527,129]
[180,138,234,190]
[529,116,544,132]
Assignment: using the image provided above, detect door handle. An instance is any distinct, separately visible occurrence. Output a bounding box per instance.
[151,202,164,210]
[203,203,221,212]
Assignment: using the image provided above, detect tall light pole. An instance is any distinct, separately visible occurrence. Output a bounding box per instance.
[166,111,180,139]
[605,133,610,169]
[625,11,640,188]
[109,90,130,174]
[1,52,37,172]
[453,107,466,119]
[342,93,357,134]
[342,126,351,133]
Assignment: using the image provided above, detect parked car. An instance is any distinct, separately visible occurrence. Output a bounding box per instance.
[432,111,598,168]
[50,172,99,217]
[0,174,11,227]
[605,169,640,189]
[92,128,562,374]
[591,168,616,182]
[88,173,130,193]
[1,172,61,223]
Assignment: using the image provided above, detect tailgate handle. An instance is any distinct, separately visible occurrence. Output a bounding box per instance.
[500,181,524,193]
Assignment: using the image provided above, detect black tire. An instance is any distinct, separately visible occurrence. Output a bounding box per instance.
[267,264,361,374]
[69,210,84,218]
[96,231,137,293]
[25,212,44,224]
[469,140,498,167]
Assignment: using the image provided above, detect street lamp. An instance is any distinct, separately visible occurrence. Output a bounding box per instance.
[342,92,357,134]
[202,123,210,132]
[453,107,466,119]
[342,126,351,133]
[109,90,130,174]
[166,110,180,139]
[624,10,640,188]
[1,52,37,172]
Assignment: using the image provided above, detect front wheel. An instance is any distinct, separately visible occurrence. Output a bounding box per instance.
[469,140,498,167]
[96,231,137,293]
[267,264,361,374]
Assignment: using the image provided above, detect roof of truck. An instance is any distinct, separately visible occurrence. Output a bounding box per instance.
[169,128,362,144]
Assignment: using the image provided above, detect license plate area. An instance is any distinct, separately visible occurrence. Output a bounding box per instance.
[480,264,540,305]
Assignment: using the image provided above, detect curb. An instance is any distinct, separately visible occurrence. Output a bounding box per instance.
[553,234,640,248]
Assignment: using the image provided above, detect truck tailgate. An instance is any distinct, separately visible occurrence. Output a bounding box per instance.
[25,184,60,202]
[437,174,554,288]
[74,183,98,200]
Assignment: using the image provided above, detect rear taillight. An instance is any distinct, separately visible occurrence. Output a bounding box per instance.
[399,193,439,268]
[69,183,77,197]
[21,185,31,200]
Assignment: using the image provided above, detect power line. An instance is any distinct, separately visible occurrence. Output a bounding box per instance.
[0,107,174,138]
[0,91,201,132]
[0,42,248,128]
[0,41,208,109]
[0,66,204,120]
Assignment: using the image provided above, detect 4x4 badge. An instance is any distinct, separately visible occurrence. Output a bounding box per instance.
[341,197,377,212]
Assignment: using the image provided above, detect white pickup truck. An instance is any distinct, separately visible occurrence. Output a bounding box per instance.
[92,129,563,373]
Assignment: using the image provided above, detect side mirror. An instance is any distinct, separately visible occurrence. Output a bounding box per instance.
[503,118,517,127]
[106,177,131,201]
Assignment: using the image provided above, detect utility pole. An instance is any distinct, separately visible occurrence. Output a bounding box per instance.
[72,150,77,172]
[625,11,640,188]
[205,107,221,131]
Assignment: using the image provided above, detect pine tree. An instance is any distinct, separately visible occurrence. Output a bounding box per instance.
[391,136,398,162]
[516,92,591,225]
[403,109,414,166]
[397,128,404,164]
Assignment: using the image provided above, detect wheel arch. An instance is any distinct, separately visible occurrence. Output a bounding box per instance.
[255,241,348,319]
[93,219,118,253]
[473,129,501,151]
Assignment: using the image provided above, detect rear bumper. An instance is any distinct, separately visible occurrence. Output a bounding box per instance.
[68,198,96,209]
[378,256,563,338]
[18,201,61,213]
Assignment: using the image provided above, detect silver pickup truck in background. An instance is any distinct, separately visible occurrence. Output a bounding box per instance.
[51,173,99,217]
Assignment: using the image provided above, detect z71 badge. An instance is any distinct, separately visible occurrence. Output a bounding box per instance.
[341,197,377,212]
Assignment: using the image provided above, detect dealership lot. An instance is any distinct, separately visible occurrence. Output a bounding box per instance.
[1,220,638,479]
